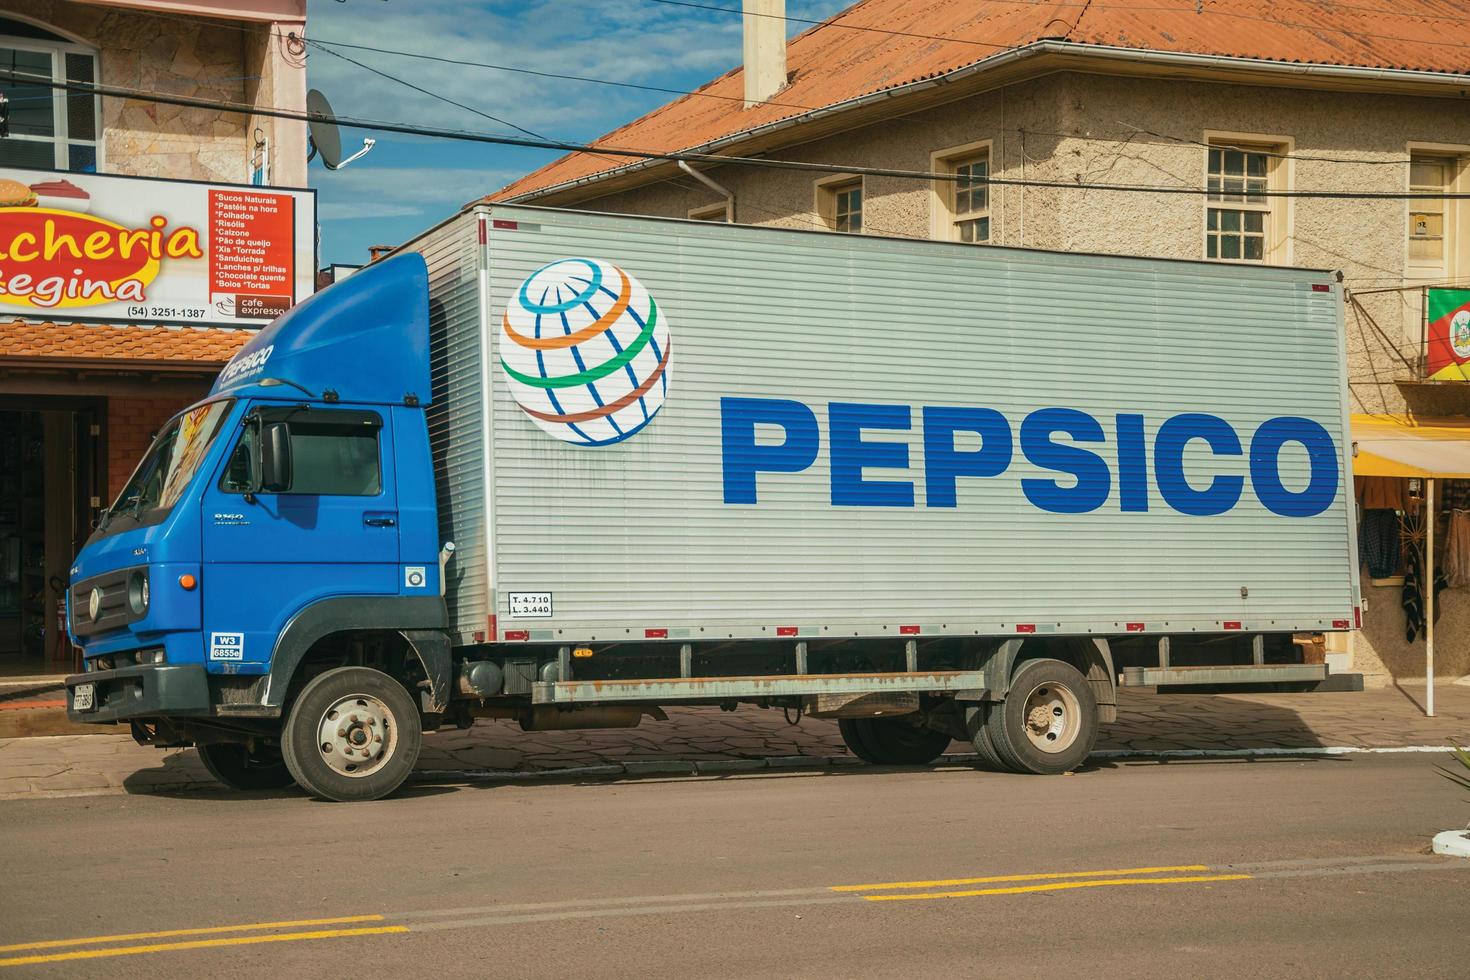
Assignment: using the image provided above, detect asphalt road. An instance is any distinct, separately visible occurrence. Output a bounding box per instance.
[2,753,1467,978]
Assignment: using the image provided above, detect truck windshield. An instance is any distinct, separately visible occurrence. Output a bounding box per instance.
[92,400,234,540]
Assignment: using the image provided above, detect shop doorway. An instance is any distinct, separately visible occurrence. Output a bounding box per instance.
[0,398,101,676]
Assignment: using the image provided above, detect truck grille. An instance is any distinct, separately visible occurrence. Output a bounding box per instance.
[71,566,144,637]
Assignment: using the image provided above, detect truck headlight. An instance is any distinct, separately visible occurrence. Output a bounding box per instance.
[128,571,149,615]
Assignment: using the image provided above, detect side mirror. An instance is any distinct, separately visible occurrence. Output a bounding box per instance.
[257,421,293,493]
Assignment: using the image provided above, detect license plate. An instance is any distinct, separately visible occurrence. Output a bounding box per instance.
[73,683,95,712]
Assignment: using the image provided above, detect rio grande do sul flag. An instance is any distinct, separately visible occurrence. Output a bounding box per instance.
[1427,287,1470,381]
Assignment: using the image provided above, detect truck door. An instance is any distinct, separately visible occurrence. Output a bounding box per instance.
[200,407,399,670]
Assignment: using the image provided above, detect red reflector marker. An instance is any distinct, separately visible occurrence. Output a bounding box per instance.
[1331,619,1350,630]
[1126,623,1145,632]
[492,219,519,230]
[504,630,529,642]
[1354,606,1362,628]
[1223,621,1242,630]
[477,219,487,244]
[899,625,920,635]
[1311,283,1331,292]
[645,628,668,639]
[776,626,798,637]
[488,614,497,636]
[1015,624,1036,634]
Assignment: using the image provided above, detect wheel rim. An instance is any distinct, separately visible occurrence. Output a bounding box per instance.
[1020,682,1081,754]
[316,694,396,778]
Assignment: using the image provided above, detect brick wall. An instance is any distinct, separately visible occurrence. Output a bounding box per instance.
[106,397,184,498]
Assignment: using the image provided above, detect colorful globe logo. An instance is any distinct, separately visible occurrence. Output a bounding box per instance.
[501,258,671,447]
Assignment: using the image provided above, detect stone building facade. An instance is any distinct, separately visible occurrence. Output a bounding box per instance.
[494,3,1470,686]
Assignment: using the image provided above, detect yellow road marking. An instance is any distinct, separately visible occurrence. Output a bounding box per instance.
[0,914,388,954]
[862,873,1253,901]
[0,926,409,968]
[831,864,1211,892]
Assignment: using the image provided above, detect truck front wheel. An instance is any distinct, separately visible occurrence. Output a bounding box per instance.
[198,742,294,791]
[281,666,422,802]
[838,715,951,766]
[980,658,1098,775]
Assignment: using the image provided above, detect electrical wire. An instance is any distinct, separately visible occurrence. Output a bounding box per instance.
[303,38,550,141]
[12,67,1470,201]
[643,0,1470,52]
[304,37,827,114]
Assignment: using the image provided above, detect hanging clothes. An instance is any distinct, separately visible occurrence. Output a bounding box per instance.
[1356,476,1408,512]
[1444,509,1470,589]
[1402,538,1448,643]
[1359,508,1400,579]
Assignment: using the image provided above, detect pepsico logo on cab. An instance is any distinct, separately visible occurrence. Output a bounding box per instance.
[500,258,671,447]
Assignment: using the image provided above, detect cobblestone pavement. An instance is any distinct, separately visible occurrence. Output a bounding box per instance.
[2,685,1467,800]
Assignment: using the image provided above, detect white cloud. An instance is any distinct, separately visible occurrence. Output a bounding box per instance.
[315,165,517,221]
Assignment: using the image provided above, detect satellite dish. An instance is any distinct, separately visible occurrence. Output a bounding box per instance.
[306,88,375,171]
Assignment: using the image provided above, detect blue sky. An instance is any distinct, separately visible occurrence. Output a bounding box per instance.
[306,0,850,266]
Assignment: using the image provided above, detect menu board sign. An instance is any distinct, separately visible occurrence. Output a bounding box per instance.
[0,167,315,327]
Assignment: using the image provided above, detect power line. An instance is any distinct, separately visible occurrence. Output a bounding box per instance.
[10,68,1470,201]
[304,36,826,113]
[302,38,550,141]
[642,0,1470,53]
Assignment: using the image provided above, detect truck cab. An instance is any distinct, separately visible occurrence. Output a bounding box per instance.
[65,253,453,800]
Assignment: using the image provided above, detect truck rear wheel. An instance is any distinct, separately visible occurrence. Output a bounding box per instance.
[838,715,951,766]
[281,666,422,802]
[198,742,294,791]
[982,658,1097,775]
[963,705,1008,772]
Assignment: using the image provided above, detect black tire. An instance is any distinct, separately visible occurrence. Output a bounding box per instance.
[984,658,1098,775]
[198,742,294,791]
[842,715,951,766]
[964,704,1008,772]
[838,717,882,764]
[281,666,422,802]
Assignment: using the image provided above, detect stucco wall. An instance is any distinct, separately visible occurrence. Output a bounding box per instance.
[575,70,1470,682]
[4,1,304,186]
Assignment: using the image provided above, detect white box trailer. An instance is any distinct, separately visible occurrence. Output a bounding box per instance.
[405,203,1360,775]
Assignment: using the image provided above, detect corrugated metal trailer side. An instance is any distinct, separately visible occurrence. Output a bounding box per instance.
[416,205,1358,648]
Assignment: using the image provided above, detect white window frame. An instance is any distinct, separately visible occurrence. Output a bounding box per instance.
[688,201,730,222]
[1405,142,1470,283]
[0,16,103,173]
[930,139,993,243]
[814,172,863,234]
[1203,131,1292,266]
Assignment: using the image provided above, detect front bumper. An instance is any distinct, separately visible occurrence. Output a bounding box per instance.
[64,664,211,723]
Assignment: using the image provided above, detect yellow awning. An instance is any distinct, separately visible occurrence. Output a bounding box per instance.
[1351,414,1470,479]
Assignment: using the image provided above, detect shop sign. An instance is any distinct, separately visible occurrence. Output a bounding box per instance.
[0,167,315,327]
[1427,287,1470,382]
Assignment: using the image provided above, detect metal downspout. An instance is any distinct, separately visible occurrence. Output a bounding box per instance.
[678,160,736,221]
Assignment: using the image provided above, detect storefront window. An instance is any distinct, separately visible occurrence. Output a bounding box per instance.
[0,18,101,173]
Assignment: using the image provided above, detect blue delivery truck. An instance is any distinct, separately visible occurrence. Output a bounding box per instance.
[64,206,1361,801]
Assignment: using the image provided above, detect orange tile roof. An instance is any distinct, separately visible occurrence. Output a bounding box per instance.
[492,0,1470,202]
[0,319,250,366]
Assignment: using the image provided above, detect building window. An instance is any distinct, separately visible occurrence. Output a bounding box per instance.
[832,182,862,233]
[1408,153,1457,274]
[1206,142,1287,262]
[0,17,101,173]
[816,175,863,234]
[688,202,730,222]
[933,142,992,244]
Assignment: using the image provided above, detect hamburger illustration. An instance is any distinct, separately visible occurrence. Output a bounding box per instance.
[29,178,90,212]
[0,178,37,208]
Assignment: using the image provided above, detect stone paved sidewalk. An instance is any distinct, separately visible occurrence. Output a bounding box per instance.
[2,685,1467,800]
